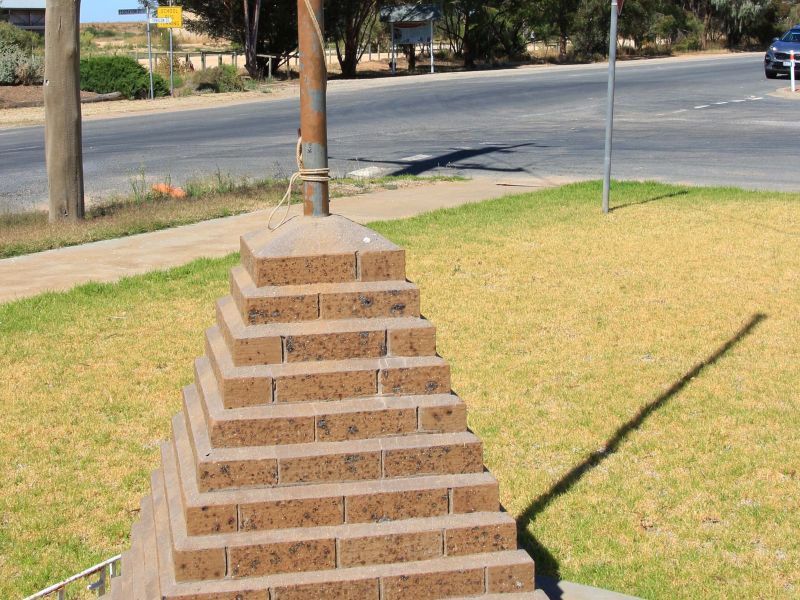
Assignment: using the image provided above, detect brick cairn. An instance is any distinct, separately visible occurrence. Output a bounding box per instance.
[105,215,540,599]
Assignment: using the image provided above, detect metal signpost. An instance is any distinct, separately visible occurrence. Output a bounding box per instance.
[602,0,622,214]
[157,4,183,96]
[146,8,155,100]
[118,6,152,98]
[390,22,396,75]
[431,20,435,74]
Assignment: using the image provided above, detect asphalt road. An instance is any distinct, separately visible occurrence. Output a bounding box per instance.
[1,52,795,212]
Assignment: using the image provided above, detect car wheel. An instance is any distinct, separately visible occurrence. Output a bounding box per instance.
[765,69,779,79]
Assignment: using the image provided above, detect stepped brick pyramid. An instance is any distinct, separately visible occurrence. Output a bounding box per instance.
[106,215,539,599]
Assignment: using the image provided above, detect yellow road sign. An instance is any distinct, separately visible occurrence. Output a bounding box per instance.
[156,6,182,28]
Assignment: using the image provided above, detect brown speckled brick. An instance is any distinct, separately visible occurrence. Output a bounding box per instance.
[244,294,319,325]
[359,250,405,282]
[279,451,381,484]
[346,488,449,523]
[276,370,377,403]
[172,547,226,582]
[487,562,535,593]
[185,504,238,536]
[316,406,417,442]
[206,328,273,408]
[228,539,335,577]
[445,522,517,556]
[381,364,450,396]
[388,325,437,357]
[197,458,278,492]
[165,591,263,600]
[271,579,379,600]
[451,482,500,514]
[383,442,483,478]
[217,301,283,366]
[419,403,467,433]
[217,375,272,409]
[285,331,386,362]
[209,415,315,447]
[228,335,283,366]
[250,254,357,287]
[339,530,442,567]
[239,497,344,531]
[381,567,485,600]
[320,288,419,320]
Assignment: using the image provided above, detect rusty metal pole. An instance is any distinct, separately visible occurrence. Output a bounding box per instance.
[298,0,330,217]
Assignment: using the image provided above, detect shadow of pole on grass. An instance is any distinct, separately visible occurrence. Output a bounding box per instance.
[608,190,689,212]
[517,313,766,596]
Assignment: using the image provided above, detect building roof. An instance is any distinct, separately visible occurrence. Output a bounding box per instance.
[1,1,47,9]
[379,3,441,23]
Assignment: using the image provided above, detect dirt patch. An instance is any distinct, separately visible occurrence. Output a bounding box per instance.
[0,86,98,109]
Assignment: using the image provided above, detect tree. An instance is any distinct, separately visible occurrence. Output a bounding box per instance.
[178,0,297,78]
[532,0,581,58]
[242,0,263,78]
[44,0,85,222]
[712,0,775,46]
[438,0,527,66]
[325,0,377,78]
[572,0,611,57]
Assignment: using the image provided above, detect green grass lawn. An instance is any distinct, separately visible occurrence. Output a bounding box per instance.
[1,181,798,599]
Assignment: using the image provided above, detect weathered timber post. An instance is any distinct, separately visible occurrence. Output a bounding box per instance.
[298,0,330,217]
[44,0,85,222]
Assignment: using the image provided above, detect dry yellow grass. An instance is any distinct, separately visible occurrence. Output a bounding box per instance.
[0,181,798,598]
[0,175,444,259]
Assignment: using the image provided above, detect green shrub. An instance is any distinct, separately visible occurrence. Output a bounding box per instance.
[83,26,116,38]
[80,31,96,52]
[0,22,43,53]
[79,55,169,99]
[0,45,18,85]
[190,65,245,93]
[15,55,43,85]
[0,41,43,85]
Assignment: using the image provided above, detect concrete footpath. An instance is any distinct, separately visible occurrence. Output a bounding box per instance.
[537,577,644,600]
[0,177,571,304]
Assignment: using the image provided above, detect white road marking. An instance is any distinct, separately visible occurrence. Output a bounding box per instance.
[684,97,764,112]
[673,109,688,114]
[399,154,433,162]
[347,166,386,179]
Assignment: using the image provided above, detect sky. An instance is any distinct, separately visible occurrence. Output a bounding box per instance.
[81,0,154,23]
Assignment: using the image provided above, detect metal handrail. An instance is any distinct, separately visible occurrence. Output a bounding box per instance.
[24,555,122,600]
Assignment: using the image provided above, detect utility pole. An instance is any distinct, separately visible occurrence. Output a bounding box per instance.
[602,0,620,214]
[44,0,85,222]
[297,0,330,217]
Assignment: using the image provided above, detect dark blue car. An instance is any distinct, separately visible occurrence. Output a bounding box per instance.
[765,25,800,78]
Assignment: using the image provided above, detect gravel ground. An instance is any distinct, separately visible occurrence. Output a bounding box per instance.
[0,85,98,110]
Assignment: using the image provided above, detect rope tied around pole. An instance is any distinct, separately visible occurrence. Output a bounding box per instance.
[267,0,329,231]
[303,0,326,58]
[267,136,331,231]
